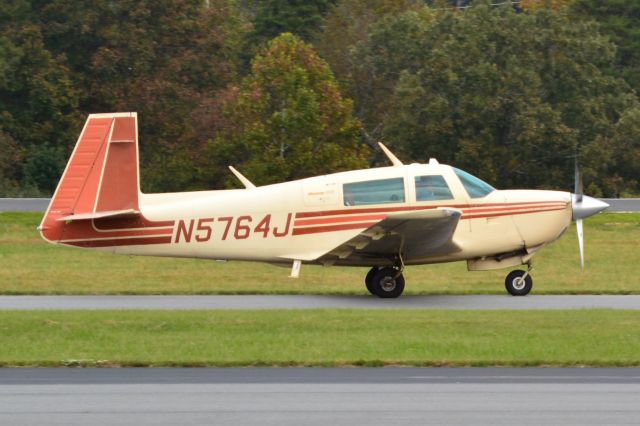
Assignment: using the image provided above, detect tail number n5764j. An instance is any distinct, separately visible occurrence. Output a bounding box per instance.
[174,213,292,243]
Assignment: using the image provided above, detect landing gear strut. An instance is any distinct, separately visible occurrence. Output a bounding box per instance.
[365,255,406,298]
[505,264,533,296]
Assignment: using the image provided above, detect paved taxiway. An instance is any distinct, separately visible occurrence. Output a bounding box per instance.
[3,197,640,212]
[1,368,639,425]
[1,294,640,310]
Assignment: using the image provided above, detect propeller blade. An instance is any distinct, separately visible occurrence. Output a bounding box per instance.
[574,161,583,203]
[576,218,584,269]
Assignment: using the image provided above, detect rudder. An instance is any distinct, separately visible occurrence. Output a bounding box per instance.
[39,112,140,243]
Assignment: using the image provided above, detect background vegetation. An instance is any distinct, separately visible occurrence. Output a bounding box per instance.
[1,0,639,196]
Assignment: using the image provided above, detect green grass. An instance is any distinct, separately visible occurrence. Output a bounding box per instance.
[0,309,638,367]
[1,212,638,295]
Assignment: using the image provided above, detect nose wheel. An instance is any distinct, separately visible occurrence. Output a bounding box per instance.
[365,266,405,298]
[505,269,533,296]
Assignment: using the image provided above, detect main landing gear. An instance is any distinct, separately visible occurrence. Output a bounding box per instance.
[504,264,533,296]
[365,266,405,298]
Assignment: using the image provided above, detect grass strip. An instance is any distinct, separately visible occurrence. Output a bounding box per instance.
[1,212,639,295]
[0,309,639,367]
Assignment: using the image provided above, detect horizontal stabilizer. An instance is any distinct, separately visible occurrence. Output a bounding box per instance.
[57,209,140,222]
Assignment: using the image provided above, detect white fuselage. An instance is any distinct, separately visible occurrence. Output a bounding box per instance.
[113,163,572,268]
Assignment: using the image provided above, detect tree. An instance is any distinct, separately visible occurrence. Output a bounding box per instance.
[609,108,640,196]
[0,130,21,195]
[35,0,247,192]
[519,0,573,11]
[0,20,79,195]
[208,33,367,187]
[247,0,334,45]
[571,0,640,93]
[314,0,425,150]
[357,3,638,194]
[241,0,335,69]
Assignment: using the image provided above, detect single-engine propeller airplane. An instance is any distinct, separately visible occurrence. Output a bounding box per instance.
[39,113,609,297]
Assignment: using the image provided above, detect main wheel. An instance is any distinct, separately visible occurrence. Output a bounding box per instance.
[365,267,378,296]
[505,270,533,296]
[370,267,405,298]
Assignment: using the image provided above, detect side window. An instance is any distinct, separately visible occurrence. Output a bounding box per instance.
[415,175,453,201]
[343,178,405,206]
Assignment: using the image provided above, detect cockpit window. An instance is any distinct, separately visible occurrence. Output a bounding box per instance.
[453,168,495,198]
[415,175,453,201]
[343,178,405,206]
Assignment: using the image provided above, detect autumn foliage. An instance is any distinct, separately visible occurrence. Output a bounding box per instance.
[0,0,639,196]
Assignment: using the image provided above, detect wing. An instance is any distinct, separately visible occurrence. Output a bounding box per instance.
[316,208,462,265]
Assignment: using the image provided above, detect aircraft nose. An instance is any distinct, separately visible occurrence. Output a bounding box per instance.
[572,194,609,220]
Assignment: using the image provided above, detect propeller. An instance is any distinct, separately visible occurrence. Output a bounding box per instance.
[574,164,584,269]
[571,162,609,269]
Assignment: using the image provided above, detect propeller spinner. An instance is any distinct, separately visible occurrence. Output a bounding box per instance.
[571,165,609,268]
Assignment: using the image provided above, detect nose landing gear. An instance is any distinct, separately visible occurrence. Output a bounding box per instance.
[505,264,533,296]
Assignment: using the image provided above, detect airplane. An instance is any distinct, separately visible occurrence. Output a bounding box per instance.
[39,112,609,298]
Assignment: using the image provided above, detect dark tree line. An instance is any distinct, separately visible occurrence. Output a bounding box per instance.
[0,0,638,197]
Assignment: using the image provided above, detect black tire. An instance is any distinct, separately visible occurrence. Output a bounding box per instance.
[365,267,378,296]
[370,267,405,298]
[505,270,533,296]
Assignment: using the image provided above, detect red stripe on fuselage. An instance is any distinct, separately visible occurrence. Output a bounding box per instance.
[294,201,565,219]
[92,216,175,231]
[66,235,172,248]
[292,203,569,235]
[55,216,175,241]
[294,214,387,227]
[459,203,566,215]
[463,206,567,219]
[60,225,174,240]
[292,222,380,236]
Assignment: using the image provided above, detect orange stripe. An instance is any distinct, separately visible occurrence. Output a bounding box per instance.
[291,206,568,236]
[46,216,175,242]
[460,203,566,215]
[65,236,172,248]
[295,205,435,218]
[294,214,387,227]
[292,221,379,236]
[292,203,567,230]
[93,217,175,231]
[294,201,566,219]
[464,206,567,219]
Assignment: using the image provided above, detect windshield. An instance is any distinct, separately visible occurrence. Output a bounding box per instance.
[453,168,495,198]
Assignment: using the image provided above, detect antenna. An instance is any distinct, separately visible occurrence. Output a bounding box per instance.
[228,166,256,189]
[378,142,404,167]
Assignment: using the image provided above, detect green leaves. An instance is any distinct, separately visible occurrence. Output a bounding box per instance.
[209,33,367,186]
[349,3,638,194]
[1,1,639,196]
[0,21,79,195]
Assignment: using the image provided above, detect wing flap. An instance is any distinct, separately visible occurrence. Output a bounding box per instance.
[317,207,462,264]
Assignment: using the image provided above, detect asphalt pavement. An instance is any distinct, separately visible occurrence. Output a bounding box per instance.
[1,294,639,310]
[601,198,640,212]
[2,197,640,212]
[1,368,639,426]
[0,198,50,212]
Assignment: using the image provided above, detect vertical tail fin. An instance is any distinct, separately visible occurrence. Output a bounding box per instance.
[39,112,141,243]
